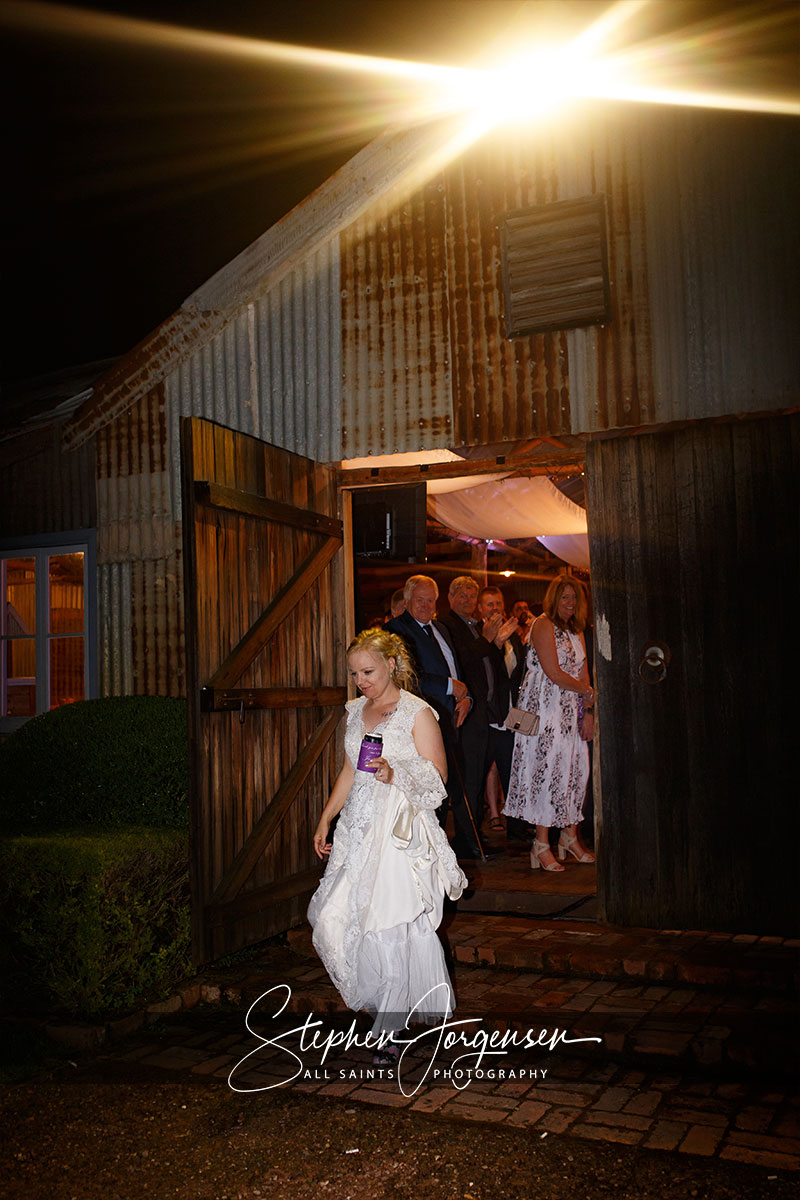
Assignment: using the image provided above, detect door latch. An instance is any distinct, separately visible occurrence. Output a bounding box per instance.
[638,642,670,684]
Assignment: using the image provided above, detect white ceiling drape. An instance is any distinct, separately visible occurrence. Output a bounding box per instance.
[427,474,589,570]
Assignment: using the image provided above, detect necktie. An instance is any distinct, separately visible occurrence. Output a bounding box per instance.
[422,624,435,639]
[504,640,517,677]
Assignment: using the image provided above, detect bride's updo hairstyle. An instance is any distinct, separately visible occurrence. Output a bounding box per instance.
[346,628,416,691]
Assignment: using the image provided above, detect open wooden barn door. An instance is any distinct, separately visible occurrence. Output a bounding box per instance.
[181,417,346,965]
[586,413,798,935]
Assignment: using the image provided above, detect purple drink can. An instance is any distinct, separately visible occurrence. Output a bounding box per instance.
[357,733,383,772]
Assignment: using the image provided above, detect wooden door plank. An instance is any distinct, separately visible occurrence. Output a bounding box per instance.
[181,418,207,964]
[196,480,343,539]
[203,686,347,711]
[209,706,343,907]
[206,866,322,924]
[208,534,341,689]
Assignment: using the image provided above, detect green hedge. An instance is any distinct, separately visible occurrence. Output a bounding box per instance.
[0,828,191,1020]
[0,696,188,833]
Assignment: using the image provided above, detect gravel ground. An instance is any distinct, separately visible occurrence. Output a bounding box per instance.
[2,1064,796,1200]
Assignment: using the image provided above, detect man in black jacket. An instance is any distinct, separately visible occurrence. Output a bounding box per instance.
[440,576,495,836]
[386,575,483,859]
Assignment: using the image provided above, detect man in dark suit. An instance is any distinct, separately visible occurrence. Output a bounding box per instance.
[386,574,484,859]
[440,575,494,835]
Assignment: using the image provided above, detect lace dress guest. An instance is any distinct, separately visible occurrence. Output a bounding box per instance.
[308,628,466,1060]
[503,576,596,872]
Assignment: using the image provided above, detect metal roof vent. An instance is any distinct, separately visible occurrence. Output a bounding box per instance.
[500,195,611,337]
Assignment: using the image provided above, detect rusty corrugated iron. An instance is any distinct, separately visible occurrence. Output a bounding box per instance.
[164,239,342,514]
[95,384,173,564]
[340,182,453,457]
[557,106,654,434]
[97,560,134,697]
[63,108,798,463]
[443,128,572,445]
[63,119,469,452]
[94,382,185,697]
[97,555,184,700]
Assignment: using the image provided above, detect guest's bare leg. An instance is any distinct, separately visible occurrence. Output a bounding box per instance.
[486,762,504,828]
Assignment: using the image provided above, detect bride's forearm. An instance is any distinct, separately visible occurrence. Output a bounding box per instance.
[318,760,353,824]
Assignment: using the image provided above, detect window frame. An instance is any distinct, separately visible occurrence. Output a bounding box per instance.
[0,529,97,733]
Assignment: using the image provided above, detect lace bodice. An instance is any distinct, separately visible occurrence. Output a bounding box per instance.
[344,691,446,812]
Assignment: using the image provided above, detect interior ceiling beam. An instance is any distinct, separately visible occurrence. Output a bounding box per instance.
[424,538,474,558]
[428,520,554,565]
[340,458,584,488]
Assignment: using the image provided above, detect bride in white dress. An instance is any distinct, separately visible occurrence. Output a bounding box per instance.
[308,628,466,1061]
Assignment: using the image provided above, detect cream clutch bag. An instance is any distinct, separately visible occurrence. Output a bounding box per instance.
[504,707,539,736]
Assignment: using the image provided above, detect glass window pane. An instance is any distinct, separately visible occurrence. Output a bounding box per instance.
[4,637,36,716]
[49,637,85,709]
[49,553,85,635]
[4,557,36,635]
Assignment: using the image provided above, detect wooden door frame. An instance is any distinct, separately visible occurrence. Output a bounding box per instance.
[335,436,603,912]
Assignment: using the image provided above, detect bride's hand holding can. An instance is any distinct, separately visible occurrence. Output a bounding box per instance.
[371,756,394,785]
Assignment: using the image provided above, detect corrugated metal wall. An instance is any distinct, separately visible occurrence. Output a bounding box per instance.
[0,427,96,537]
[94,242,342,697]
[637,108,799,424]
[339,106,797,446]
[165,240,341,522]
[443,129,573,445]
[558,107,655,433]
[95,383,184,698]
[340,183,454,456]
[337,112,655,450]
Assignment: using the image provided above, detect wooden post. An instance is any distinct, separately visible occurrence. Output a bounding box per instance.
[471,541,488,588]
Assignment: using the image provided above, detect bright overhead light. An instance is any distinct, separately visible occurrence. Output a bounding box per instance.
[435,43,583,128]
[7,0,795,206]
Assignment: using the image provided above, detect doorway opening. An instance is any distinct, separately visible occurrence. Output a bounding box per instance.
[340,443,597,922]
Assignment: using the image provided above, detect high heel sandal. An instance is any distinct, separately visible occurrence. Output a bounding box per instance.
[530,839,565,872]
[557,832,595,863]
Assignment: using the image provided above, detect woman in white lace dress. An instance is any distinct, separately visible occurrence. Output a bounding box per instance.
[308,628,466,1063]
[503,577,596,872]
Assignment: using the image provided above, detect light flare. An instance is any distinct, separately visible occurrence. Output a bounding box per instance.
[0,0,467,86]
[4,0,797,210]
[5,0,797,124]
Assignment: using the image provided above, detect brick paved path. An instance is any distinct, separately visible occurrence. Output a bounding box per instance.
[72,914,800,1175]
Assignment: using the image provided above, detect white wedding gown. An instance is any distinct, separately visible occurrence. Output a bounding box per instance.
[307,690,467,1032]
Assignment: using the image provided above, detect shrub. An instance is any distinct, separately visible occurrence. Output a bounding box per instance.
[0,827,191,1020]
[0,696,188,833]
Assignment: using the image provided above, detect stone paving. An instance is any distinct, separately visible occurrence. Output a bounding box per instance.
[78,913,800,1175]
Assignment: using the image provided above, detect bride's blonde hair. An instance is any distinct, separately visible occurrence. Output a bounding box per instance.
[346,628,416,690]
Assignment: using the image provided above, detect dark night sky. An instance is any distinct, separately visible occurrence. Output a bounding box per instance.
[2,0,797,391]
